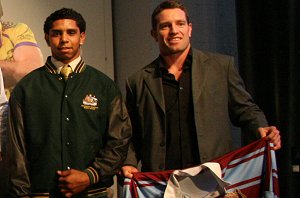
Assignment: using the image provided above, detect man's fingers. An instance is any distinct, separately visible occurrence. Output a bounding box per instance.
[61,190,73,198]
[271,134,281,150]
[57,169,71,176]
[123,170,133,178]
[265,127,281,150]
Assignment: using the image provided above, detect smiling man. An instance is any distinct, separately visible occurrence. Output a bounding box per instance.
[6,8,131,198]
[121,0,281,178]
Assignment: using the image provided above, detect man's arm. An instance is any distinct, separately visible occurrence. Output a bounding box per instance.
[123,79,140,165]
[1,45,43,88]
[87,95,132,177]
[6,96,31,197]
[226,55,281,149]
[120,79,142,179]
[0,69,8,160]
[0,100,8,160]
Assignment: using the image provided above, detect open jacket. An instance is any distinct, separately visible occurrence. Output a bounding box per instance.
[124,49,268,172]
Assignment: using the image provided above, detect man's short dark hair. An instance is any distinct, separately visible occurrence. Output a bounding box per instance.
[43,8,86,34]
[151,0,190,30]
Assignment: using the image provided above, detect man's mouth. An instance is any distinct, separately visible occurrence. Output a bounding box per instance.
[58,47,71,52]
[168,37,181,43]
[169,37,180,41]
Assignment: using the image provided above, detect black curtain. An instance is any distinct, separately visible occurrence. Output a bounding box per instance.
[235,0,300,196]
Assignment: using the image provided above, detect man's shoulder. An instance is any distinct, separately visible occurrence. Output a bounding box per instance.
[15,66,45,84]
[192,48,234,67]
[10,66,46,98]
[84,65,115,82]
[84,65,120,93]
[193,48,233,60]
[128,59,158,80]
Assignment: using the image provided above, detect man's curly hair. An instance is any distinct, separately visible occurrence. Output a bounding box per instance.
[43,8,86,34]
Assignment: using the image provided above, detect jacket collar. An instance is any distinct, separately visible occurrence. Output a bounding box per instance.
[191,49,209,104]
[143,48,210,113]
[44,56,86,74]
[144,58,166,113]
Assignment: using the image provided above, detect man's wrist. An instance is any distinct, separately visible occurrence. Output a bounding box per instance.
[83,166,100,185]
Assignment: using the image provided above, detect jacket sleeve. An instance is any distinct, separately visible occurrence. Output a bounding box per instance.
[0,100,8,155]
[122,78,140,167]
[6,96,31,197]
[227,56,268,136]
[84,94,132,184]
[0,69,8,154]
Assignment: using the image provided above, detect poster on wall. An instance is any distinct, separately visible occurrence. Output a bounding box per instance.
[0,0,44,98]
[0,0,113,98]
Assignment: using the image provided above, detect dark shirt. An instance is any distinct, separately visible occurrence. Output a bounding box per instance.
[159,51,200,170]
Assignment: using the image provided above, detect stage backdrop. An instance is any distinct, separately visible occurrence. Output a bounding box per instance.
[1,0,114,79]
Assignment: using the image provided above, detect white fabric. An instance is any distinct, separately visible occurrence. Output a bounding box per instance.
[164,162,230,198]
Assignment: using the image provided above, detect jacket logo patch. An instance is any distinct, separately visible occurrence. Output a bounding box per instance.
[81,94,99,110]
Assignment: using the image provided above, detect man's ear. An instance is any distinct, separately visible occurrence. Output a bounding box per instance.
[79,32,86,45]
[45,34,50,46]
[151,30,158,42]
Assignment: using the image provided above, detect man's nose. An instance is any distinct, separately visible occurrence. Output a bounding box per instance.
[170,24,179,33]
[61,33,69,42]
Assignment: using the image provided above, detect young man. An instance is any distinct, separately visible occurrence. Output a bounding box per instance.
[6,8,131,198]
[122,0,281,178]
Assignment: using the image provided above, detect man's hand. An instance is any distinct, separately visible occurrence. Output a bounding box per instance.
[57,169,90,197]
[121,165,139,179]
[258,126,281,150]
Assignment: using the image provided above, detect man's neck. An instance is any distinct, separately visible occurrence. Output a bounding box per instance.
[161,46,190,80]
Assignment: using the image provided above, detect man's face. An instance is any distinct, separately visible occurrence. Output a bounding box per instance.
[45,19,85,64]
[151,8,192,56]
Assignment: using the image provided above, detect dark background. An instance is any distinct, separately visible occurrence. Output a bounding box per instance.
[236,1,300,196]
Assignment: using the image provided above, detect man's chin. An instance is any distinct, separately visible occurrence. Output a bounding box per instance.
[163,48,185,56]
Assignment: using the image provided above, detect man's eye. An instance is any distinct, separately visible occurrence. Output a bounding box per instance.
[51,32,60,36]
[178,22,186,27]
[68,30,77,35]
[160,24,169,30]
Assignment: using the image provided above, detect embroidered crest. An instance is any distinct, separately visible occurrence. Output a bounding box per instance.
[81,94,99,110]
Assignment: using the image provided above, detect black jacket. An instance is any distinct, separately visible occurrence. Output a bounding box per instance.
[124,49,268,172]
